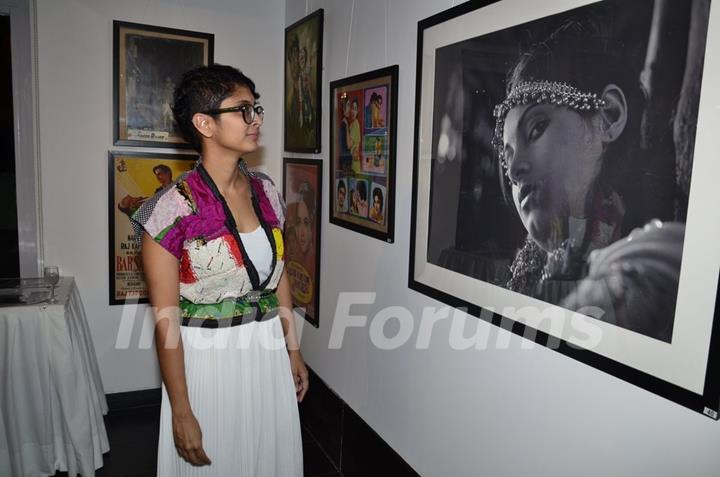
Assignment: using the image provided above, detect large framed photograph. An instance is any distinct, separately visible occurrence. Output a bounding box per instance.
[409,0,720,417]
[113,20,213,148]
[108,151,197,305]
[283,158,322,327]
[284,9,324,153]
[329,66,398,243]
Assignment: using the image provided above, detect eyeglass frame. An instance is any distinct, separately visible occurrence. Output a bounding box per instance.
[201,103,265,125]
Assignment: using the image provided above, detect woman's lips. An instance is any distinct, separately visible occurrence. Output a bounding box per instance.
[519,184,536,210]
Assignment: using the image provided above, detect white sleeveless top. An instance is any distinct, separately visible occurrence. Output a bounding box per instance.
[238,225,273,283]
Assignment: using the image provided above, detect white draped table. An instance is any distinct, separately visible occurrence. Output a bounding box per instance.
[0,277,109,476]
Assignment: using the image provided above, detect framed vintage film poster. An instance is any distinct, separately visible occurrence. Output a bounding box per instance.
[409,0,720,417]
[330,65,398,243]
[108,151,197,305]
[284,9,324,153]
[113,20,213,148]
[283,158,323,327]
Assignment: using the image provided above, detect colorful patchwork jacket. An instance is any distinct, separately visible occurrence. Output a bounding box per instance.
[131,161,286,316]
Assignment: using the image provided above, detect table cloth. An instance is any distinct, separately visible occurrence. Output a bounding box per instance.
[0,277,109,476]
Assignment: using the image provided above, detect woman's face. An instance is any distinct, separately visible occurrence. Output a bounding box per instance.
[337,186,346,208]
[295,200,312,255]
[372,193,381,214]
[350,101,358,120]
[209,86,262,155]
[502,103,604,251]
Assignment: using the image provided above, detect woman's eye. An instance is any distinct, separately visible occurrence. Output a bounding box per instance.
[528,119,549,141]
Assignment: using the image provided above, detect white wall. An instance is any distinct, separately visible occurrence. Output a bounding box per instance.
[286,1,720,476]
[36,0,285,392]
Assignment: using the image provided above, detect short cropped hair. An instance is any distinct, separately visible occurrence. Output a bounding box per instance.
[172,63,260,152]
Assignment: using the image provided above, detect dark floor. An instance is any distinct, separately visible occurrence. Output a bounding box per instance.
[52,405,341,477]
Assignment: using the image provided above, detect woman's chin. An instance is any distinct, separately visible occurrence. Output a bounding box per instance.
[526,218,557,253]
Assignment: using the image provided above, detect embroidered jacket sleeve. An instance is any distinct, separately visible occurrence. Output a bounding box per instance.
[130,178,195,260]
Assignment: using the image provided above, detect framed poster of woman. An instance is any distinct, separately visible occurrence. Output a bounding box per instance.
[283,158,323,327]
[409,0,720,417]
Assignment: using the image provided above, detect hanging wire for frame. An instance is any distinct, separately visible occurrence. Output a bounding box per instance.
[345,0,356,76]
[384,0,389,65]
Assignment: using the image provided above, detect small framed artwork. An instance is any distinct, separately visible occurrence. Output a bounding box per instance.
[113,20,213,148]
[284,9,324,153]
[329,65,398,243]
[283,158,323,327]
[108,151,197,305]
[410,0,720,417]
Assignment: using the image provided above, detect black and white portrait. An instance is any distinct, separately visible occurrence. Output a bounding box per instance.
[425,0,711,343]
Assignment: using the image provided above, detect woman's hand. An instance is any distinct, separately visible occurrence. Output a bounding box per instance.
[289,349,309,402]
[172,411,212,466]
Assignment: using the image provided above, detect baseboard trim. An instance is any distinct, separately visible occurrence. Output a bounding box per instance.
[106,388,161,412]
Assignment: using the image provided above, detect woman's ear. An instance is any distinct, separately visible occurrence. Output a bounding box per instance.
[192,113,213,139]
[599,84,627,143]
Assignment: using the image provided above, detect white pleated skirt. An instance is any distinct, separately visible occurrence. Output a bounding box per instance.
[157,316,303,476]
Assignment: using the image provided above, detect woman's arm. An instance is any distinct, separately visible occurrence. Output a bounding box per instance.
[142,233,211,466]
[276,270,309,401]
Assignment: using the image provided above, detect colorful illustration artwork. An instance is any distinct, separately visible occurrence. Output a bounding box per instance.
[284,10,324,153]
[283,158,322,327]
[109,151,197,304]
[329,66,397,243]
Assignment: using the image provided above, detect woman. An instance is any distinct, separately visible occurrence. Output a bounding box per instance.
[371,93,384,128]
[348,98,362,172]
[286,181,317,317]
[292,181,315,257]
[132,64,308,476]
[350,180,368,217]
[369,187,384,224]
[493,20,685,342]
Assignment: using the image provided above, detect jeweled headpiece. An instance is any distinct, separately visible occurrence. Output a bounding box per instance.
[492,80,606,173]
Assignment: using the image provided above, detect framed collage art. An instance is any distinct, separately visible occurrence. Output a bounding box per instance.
[329,65,398,243]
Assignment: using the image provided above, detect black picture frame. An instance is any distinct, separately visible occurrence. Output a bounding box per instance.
[113,20,214,148]
[329,65,398,243]
[108,150,197,305]
[283,158,323,327]
[284,9,324,153]
[409,0,720,418]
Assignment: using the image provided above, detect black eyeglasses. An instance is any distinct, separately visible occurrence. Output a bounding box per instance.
[203,104,265,124]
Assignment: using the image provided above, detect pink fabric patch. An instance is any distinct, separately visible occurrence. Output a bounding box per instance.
[144,189,193,238]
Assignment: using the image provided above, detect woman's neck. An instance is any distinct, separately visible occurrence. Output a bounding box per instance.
[200,151,247,194]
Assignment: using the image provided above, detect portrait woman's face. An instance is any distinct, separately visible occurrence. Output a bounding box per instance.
[502,103,605,251]
[372,192,382,215]
[337,185,346,209]
[295,200,312,255]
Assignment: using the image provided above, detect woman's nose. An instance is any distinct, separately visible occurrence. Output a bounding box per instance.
[507,151,531,184]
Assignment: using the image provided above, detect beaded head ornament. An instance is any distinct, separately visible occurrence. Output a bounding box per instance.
[492,80,606,174]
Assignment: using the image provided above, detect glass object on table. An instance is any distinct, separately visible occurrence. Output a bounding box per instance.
[0,277,52,306]
[44,266,60,304]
